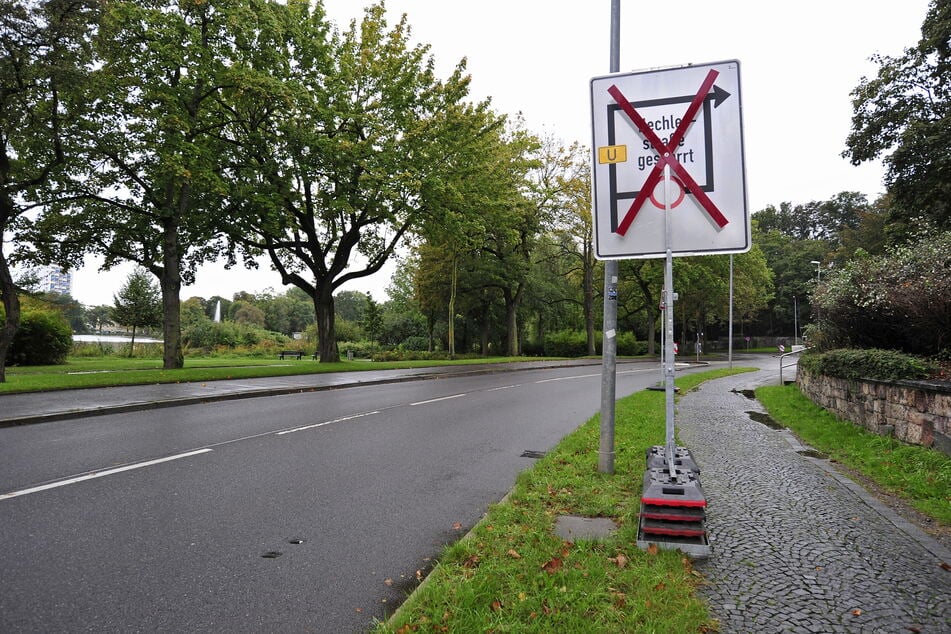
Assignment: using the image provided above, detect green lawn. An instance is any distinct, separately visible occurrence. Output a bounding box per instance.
[0,355,553,394]
[756,384,951,524]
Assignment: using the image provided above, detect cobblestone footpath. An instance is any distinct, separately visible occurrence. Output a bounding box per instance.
[676,370,951,633]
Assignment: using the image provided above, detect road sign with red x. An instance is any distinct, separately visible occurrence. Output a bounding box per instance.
[590,60,749,259]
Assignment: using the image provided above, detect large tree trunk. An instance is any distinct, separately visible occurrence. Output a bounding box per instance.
[0,251,21,383]
[583,242,595,355]
[647,308,657,356]
[128,325,137,358]
[447,255,457,360]
[160,222,184,369]
[314,285,338,363]
[503,284,524,357]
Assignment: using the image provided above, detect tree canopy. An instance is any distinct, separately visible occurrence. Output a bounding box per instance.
[0,0,97,381]
[844,0,950,231]
[219,3,495,361]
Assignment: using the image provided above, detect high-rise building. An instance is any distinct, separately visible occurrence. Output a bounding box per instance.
[36,266,72,295]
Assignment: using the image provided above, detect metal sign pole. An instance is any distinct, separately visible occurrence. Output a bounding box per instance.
[729,255,734,370]
[662,164,677,479]
[597,0,621,475]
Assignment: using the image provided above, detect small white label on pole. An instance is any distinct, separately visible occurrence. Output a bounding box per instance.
[605,329,616,339]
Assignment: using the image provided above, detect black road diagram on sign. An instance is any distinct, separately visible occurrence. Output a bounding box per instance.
[590,60,750,260]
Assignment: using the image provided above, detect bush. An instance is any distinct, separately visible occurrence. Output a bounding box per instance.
[799,348,930,381]
[371,349,453,362]
[338,340,381,359]
[617,332,648,356]
[544,330,589,357]
[400,336,429,352]
[811,231,951,355]
[8,310,73,365]
[182,320,289,351]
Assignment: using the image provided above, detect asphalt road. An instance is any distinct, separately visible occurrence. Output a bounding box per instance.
[0,360,706,632]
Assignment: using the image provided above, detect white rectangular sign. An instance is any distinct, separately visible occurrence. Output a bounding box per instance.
[590,60,749,259]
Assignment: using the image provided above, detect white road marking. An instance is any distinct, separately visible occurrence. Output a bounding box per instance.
[0,448,213,501]
[410,393,466,406]
[275,411,380,435]
[534,372,601,383]
[487,385,518,391]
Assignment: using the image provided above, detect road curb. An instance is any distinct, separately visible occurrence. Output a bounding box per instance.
[0,359,631,428]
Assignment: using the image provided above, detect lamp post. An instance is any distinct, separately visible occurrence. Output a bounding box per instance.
[793,295,798,346]
[810,260,821,282]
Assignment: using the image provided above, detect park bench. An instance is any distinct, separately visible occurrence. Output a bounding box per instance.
[278,350,304,360]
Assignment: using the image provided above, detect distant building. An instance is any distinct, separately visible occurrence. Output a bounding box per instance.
[35,266,72,295]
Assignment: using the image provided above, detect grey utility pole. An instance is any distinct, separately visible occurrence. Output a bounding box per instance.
[598,0,621,474]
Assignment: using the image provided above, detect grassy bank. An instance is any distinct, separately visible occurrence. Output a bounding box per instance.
[756,384,951,525]
[0,356,554,394]
[376,367,754,633]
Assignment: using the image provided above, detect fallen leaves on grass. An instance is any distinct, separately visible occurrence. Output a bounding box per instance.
[461,554,481,569]
[608,553,628,568]
[506,549,521,559]
[541,557,563,574]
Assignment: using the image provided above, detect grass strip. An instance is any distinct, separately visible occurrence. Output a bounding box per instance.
[376,367,755,633]
[756,384,951,525]
[0,356,559,394]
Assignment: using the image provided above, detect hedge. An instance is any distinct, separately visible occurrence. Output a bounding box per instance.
[798,348,930,381]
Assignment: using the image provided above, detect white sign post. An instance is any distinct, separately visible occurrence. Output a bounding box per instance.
[590,60,749,260]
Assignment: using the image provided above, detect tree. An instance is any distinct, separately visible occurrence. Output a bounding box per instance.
[111,268,161,356]
[453,121,544,356]
[86,304,113,335]
[0,0,96,382]
[35,0,274,369]
[844,0,951,231]
[754,192,870,244]
[544,142,597,354]
[334,290,367,323]
[362,293,383,344]
[222,3,492,362]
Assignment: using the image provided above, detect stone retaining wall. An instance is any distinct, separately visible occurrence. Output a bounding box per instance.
[797,369,951,455]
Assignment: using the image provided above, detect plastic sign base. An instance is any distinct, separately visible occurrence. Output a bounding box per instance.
[637,447,711,559]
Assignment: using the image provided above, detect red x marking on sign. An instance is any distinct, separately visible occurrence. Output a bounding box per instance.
[608,69,729,236]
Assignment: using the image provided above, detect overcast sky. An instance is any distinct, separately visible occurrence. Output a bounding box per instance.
[70,0,930,306]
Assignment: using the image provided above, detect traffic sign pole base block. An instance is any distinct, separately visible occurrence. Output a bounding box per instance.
[646,445,699,474]
[636,520,711,559]
[640,468,707,507]
[640,503,706,523]
[637,466,711,559]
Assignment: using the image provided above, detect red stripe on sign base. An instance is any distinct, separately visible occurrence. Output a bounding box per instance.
[642,525,707,537]
[641,497,707,508]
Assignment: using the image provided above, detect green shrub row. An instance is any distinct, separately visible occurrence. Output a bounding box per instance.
[371,349,452,362]
[182,320,290,350]
[525,329,647,358]
[799,348,931,381]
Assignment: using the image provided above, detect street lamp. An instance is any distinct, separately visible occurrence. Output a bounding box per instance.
[810,260,821,282]
[793,296,798,346]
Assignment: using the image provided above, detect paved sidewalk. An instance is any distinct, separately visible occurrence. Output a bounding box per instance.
[677,369,950,633]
